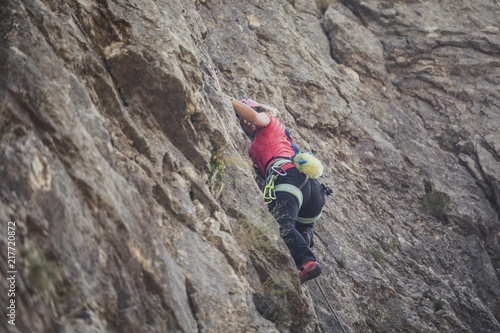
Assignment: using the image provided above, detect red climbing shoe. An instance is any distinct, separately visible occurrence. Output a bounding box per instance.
[299,260,322,284]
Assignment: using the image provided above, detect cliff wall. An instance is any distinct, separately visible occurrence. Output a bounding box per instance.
[1,0,499,332]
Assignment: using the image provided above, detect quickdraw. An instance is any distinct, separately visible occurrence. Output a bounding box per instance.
[263,165,287,204]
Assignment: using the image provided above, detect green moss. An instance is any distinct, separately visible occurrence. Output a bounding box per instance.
[253,276,292,329]
[335,251,347,268]
[369,247,385,263]
[206,148,225,199]
[422,187,451,222]
[492,258,500,270]
[374,103,387,121]
[26,242,64,300]
[432,297,446,312]
[233,217,277,254]
[379,238,399,253]
[495,302,500,322]
[437,135,456,153]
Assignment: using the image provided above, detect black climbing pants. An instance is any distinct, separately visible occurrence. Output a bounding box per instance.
[267,167,326,268]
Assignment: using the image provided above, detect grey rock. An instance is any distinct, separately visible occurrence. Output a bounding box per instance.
[1,0,499,332]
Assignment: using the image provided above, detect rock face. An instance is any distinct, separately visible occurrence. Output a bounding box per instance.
[0,0,499,332]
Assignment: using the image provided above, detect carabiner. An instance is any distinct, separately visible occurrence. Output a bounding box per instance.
[270,165,287,176]
[263,174,277,204]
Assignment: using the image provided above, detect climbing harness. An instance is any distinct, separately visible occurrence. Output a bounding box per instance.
[263,158,312,205]
[314,278,348,333]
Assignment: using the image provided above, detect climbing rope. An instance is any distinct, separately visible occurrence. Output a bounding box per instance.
[204,65,222,92]
[314,278,348,333]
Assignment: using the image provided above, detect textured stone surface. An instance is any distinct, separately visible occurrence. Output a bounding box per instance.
[0,0,499,332]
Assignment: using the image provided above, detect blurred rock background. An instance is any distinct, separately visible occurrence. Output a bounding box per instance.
[0,0,499,332]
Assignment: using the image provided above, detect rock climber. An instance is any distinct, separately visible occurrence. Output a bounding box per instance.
[228,96,326,284]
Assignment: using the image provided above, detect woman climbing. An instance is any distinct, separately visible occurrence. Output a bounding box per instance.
[229,96,326,284]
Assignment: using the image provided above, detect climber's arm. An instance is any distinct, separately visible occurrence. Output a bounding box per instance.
[230,98,270,128]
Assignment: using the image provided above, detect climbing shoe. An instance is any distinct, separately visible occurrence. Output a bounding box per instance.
[299,261,322,284]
